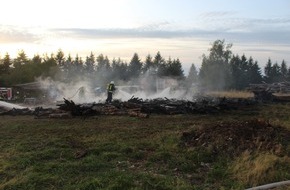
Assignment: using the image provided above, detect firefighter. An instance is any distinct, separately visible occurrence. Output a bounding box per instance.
[106,81,116,103]
[78,86,86,99]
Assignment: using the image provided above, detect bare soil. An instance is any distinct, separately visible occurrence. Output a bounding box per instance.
[181,119,290,157]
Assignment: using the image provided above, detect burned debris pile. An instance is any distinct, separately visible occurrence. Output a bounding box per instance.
[180,119,290,157]
[128,96,256,115]
[55,96,256,117]
[0,107,33,116]
[249,82,290,93]
[248,82,290,102]
[0,96,257,118]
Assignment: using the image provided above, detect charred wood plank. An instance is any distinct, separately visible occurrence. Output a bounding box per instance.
[58,98,97,116]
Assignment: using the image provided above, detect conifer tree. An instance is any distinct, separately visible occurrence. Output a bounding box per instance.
[186,63,198,87]
[128,53,142,79]
[143,54,153,73]
[1,53,12,74]
[280,60,287,81]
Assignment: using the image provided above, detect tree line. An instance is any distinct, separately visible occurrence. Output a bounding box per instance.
[188,40,289,90]
[0,39,288,91]
[0,49,184,88]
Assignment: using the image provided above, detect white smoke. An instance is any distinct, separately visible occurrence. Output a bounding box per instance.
[36,77,105,104]
[0,100,28,110]
[36,70,198,104]
[116,87,188,101]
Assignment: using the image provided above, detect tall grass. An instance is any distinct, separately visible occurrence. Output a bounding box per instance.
[230,151,290,188]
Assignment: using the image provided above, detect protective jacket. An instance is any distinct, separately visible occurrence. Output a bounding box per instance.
[107,83,115,93]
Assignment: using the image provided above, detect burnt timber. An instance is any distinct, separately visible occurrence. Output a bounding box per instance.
[1,96,258,118]
[248,82,290,102]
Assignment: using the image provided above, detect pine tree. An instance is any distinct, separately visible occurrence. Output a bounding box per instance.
[186,63,198,87]
[84,52,95,76]
[73,54,84,76]
[287,68,290,81]
[264,58,273,83]
[41,54,58,78]
[119,62,129,81]
[154,51,164,67]
[272,62,282,82]
[128,53,142,79]
[247,57,262,84]
[96,54,112,82]
[55,49,65,66]
[143,54,153,73]
[61,54,73,82]
[96,54,106,71]
[154,51,166,76]
[280,60,287,81]
[1,53,12,74]
[13,50,29,68]
[169,58,184,78]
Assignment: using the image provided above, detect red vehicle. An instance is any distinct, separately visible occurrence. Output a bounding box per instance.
[0,87,13,100]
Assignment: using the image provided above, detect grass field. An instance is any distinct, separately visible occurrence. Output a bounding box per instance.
[0,101,290,190]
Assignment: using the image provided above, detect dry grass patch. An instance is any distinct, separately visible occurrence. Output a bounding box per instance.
[207,90,254,98]
[230,151,290,187]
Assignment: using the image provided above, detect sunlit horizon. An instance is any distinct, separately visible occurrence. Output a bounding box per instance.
[1,0,290,73]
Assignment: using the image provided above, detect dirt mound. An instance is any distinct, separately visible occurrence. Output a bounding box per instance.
[181,119,290,157]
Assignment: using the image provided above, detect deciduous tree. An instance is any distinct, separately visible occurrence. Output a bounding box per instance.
[199,40,232,90]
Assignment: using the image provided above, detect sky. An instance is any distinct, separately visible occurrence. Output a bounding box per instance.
[0,0,290,74]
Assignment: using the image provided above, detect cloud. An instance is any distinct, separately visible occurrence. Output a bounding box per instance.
[51,27,195,39]
[1,15,290,66]
[51,23,290,46]
[138,21,171,31]
[197,12,290,34]
[2,10,290,46]
[200,11,236,18]
[44,12,289,44]
[0,25,40,43]
[243,47,290,54]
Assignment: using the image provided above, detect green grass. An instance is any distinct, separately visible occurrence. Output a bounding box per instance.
[0,102,290,189]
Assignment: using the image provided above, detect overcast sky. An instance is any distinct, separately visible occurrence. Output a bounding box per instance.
[0,0,289,73]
